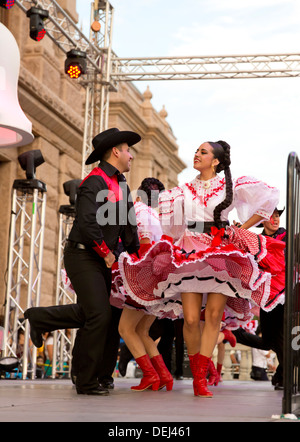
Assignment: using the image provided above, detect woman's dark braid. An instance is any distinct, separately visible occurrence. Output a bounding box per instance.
[138,177,165,207]
[212,140,233,228]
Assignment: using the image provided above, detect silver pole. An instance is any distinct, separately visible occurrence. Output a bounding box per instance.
[52,213,64,378]
[3,189,18,358]
[4,180,47,380]
[23,189,38,379]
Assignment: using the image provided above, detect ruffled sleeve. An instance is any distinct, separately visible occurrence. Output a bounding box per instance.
[159,187,185,240]
[135,202,162,242]
[233,176,280,226]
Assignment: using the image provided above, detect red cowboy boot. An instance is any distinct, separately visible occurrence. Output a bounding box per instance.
[222,329,237,347]
[216,363,223,384]
[131,354,160,391]
[208,360,223,386]
[188,353,213,398]
[207,359,218,386]
[151,354,173,391]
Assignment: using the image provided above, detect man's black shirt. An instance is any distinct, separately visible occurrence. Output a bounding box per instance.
[68,161,139,256]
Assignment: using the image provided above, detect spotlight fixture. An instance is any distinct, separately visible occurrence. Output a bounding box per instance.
[0,0,15,9]
[0,357,19,374]
[58,179,81,217]
[91,20,101,33]
[26,7,49,42]
[18,149,45,180]
[63,179,81,205]
[65,49,87,79]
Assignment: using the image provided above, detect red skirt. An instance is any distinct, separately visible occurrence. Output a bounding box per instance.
[110,243,155,313]
[117,226,285,327]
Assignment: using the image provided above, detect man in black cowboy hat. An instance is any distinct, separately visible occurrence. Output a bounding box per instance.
[257,207,286,241]
[258,207,286,389]
[233,207,286,390]
[25,128,141,395]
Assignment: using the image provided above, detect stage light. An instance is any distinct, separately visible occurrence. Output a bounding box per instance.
[0,357,19,374]
[91,20,101,33]
[26,7,49,42]
[65,49,87,79]
[63,179,81,205]
[0,0,15,9]
[58,179,81,217]
[18,149,45,180]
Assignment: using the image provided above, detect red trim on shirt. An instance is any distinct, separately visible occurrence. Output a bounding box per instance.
[92,240,111,257]
[80,167,123,202]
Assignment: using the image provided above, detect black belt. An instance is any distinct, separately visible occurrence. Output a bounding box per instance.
[65,240,87,250]
[187,221,229,234]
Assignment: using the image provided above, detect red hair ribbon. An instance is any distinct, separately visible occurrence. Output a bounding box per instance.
[210,227,225,247]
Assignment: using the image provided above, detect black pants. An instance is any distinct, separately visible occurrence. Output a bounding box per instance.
[260,304,284,383]
[154,318,184,375]
[28,247,120,392]
[250,366,269,381]
[71,305,121,384]
[233,304,284,383]
[63,247,115,391]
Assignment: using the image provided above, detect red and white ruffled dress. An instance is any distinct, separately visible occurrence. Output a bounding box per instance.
[118,175,286,328]
[110,201,163,311]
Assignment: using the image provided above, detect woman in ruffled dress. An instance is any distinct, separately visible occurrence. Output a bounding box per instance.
[112,177,174,392]
[118,140,285,398]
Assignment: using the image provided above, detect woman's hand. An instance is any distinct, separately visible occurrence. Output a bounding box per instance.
[233,220,242,228]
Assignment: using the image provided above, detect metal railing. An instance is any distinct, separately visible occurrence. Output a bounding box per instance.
[283,152,300,415]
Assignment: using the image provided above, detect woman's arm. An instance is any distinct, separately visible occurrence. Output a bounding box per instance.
[240,214,264,230]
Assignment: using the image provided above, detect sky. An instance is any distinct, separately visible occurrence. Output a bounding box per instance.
[76,0,300,227]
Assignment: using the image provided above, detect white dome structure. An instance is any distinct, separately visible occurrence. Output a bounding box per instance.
[0,22,34,147]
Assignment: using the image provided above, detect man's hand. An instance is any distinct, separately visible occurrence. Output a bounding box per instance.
[104,251,116,268]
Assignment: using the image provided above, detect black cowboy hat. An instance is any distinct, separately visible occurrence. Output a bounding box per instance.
[85,128,141,165]
[257,207,285,228]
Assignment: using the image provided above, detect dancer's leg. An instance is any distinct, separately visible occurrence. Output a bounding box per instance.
[136,314,173,391]
[136,314,158,358]
[200,292,227,357]
[118,308,160,391]
[181,292,203,354]
[118,308,147,359]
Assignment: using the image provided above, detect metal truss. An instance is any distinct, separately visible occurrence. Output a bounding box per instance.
[51,206,77,380]
[15,0,102,70]
[15,0,116,178]
[12,0,300,381]
[80,1,115,178]
[111,53,300,81]
[3,180,47,380]
[15,1,300,169]
[11,0,115,380]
